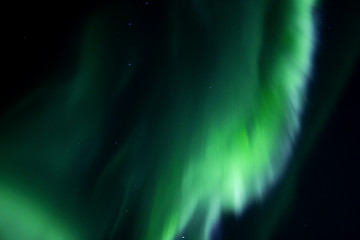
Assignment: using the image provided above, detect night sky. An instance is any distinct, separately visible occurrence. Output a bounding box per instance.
[1,0,360,239]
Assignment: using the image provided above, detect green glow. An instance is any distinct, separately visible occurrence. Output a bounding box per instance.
[140,1,316,239]
[0,183,82,240]
[0,0,323,239]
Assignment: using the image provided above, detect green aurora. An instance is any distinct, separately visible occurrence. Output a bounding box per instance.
[0,0,359,239]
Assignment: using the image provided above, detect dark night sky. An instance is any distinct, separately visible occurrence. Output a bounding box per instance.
[2,0,360,239]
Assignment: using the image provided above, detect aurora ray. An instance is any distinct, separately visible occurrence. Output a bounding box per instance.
[138,0,316,239]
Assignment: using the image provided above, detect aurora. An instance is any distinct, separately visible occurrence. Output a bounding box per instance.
[1,0,359,239]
